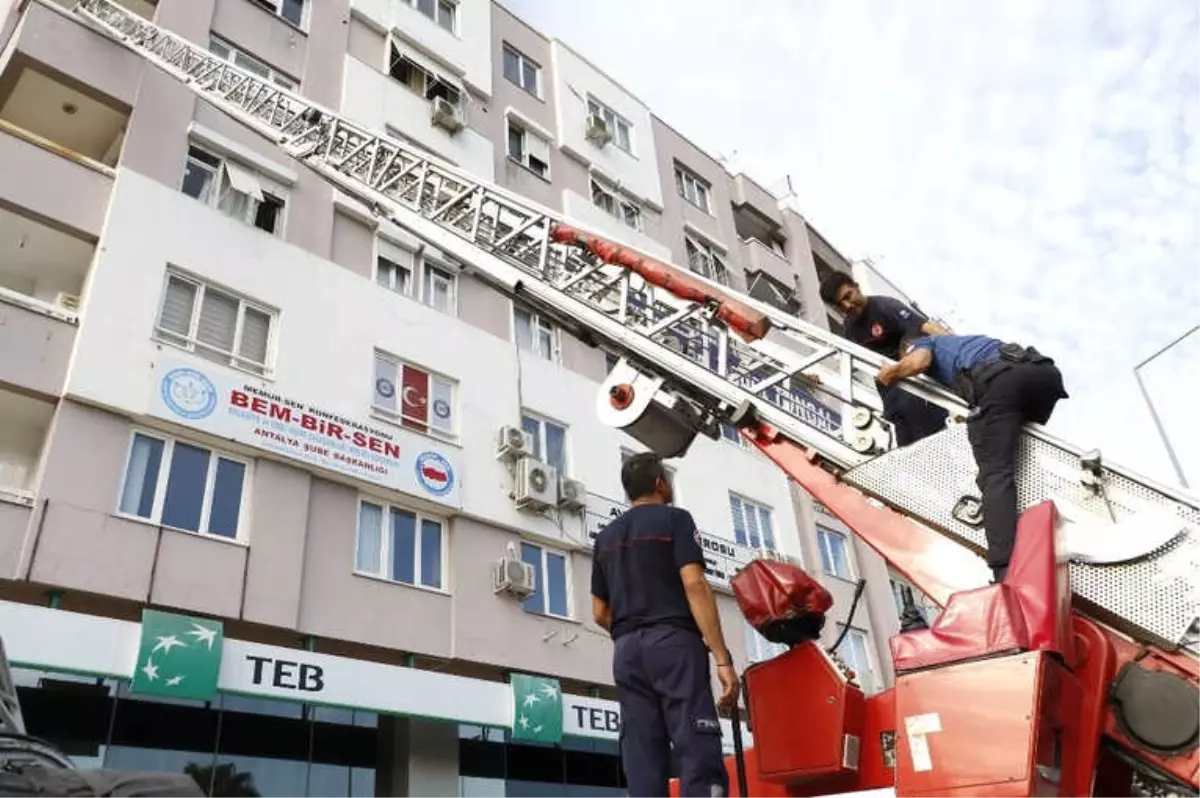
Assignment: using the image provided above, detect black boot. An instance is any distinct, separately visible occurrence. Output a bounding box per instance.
[991,565,1008,584]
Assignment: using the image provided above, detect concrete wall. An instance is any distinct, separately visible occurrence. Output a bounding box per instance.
[0,303,76,398]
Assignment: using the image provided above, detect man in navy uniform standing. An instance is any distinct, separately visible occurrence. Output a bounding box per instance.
[879,333,1068,582]
[820,272,951,445]
[592,452,738,797]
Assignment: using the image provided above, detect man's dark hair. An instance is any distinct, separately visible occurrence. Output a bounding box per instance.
[819,272,856,305]
[621,452,665,501]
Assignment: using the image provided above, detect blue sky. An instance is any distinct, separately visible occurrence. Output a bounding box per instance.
[505,0,1199,489]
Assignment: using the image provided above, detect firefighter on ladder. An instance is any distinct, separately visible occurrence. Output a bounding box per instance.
[819,272,951,446]
[879,332,1069,582]
[591,453,738,797]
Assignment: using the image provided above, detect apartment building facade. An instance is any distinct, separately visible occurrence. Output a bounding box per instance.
[0,0,908,794]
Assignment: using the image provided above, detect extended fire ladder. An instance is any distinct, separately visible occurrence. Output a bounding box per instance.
[65,0,1198,651]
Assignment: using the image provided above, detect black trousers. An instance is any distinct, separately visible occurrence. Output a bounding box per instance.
[613,626,727,798]
[880,381,949,446]
[966,361,1067,576]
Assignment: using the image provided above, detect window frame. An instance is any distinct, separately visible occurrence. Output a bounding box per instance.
[181,143,289,237]
[585,95,633,154]
[512,305,559,362]
[505,119,551,180]
[387,41,463,110]
[589,178,643,232]
[249,0,306,29]
[115,429,252,543]
[817,525,855,581]
[372,350,459,440]
[719,423,749,448]
[408,0,457,34]
[834,624,874,690]
[501,44,541,97]
[744,619,787,663]
[374,236,458,316]
[520,540,572,619]
[353,496,447,592]
[521,411,569,476]
[208,35,298,90]
[674,164,712,213]
[729,493,776,553]
[684,235,729,285]
[153,270,277,377]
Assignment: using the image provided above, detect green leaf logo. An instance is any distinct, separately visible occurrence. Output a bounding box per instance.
[510,673,563,744]
[129,609,224,702]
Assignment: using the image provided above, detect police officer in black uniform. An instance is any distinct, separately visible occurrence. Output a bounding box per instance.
[592,453,737,797]
[819,272,950,445]
[879,332,1068,582]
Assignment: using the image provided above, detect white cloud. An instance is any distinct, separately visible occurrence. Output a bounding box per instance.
[505,0,1199,488]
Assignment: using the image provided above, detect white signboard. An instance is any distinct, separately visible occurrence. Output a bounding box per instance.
[584,495,755,590]
[148,358,460,507]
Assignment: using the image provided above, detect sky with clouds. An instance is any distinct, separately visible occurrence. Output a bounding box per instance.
[505,0,1199,490]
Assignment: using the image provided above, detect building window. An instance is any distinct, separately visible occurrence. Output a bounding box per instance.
[355,499,444,590]
[513,306,557,361]
[249,0,304,27]
[834,625,873,690]
[729,494,775,552]
[409,0,456,33]
[585,96,632,153]
[388,44,461,109]
[674,165,711,213]
[118,432,248,540]
[181,145,287,236]
[744,620,787,663]
[720,423,748,448]
[520,541,569,618]
[521,412,567,475]
[155,271,275,375]
[208,36,297,90]
[685,236,729,285]
[817,526,853,580]
[375,238,457,315]
[506,120,550,179]
[373,352,457,438]
[590,179,643,232]
[502,44,540,97]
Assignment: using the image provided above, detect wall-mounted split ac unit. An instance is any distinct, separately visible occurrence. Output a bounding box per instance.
[584,114,611,147]
[558,476,587,512]
[495,425,533,462]
[514,457,558,511]
[430,97,463,133]
[493,543,536,599]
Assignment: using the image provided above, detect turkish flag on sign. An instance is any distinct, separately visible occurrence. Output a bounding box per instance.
[401,367,429,432]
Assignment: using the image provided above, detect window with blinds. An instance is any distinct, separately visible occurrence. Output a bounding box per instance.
[156,271,275,375]
[729,493,776,552]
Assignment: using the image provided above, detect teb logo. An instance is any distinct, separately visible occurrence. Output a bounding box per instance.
[161,367,217,420]
[415,451,454,496]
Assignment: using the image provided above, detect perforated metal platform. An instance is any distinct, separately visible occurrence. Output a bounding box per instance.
[842,424,1200,648]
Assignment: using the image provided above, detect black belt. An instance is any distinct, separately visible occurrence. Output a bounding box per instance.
[953,343,1055,405]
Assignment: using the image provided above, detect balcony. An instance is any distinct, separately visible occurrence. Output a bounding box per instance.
[739,235,794,287]
[0,205,93,395]
[730,173,784,230]
[0,387,54,506]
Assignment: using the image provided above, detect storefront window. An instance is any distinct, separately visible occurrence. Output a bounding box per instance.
[458,724,626,797]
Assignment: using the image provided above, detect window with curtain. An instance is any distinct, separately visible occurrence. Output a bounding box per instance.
[155,271,275,375]
[728,494,775,552]
[354,499,444,590]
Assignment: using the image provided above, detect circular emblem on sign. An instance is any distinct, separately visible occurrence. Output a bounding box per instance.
[433,399,451,419]
[160,368,217,420]
[415,451,454,496]
[871,322,884,338]
[375,378,395,399]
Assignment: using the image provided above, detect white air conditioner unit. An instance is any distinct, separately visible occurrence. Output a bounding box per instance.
[514,457,558,511]
[495,425,533,462]
[430,97,463,133]
[584,114,611,147]
[493,544,536,598]
[55,292,80,312]
[558,476,587,512]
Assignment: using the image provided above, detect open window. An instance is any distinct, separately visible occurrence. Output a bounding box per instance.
[181,145,287,236]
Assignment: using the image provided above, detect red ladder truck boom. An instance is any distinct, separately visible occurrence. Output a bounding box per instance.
[50,2,1200,793]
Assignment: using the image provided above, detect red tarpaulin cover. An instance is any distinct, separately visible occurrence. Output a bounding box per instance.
[731,560,833,645]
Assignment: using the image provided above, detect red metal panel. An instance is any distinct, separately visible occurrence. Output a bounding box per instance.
[889,584,1028,673]
[1004,501,1076,665]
